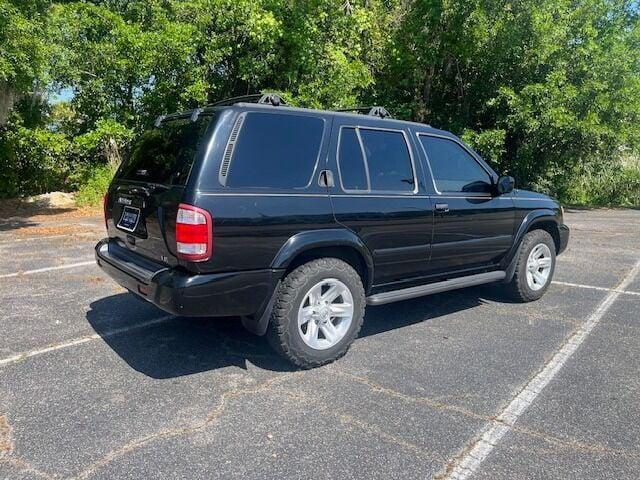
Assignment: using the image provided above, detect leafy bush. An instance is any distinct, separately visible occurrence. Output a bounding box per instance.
[561,160,640,207]
[0,117,131,199]
[73,119,133,165]
[75,163,117,206]
[461,129,507,171]
[2,0,639,208]
[0,123,72,198]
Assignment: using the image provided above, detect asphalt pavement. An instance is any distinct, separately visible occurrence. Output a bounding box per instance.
[1,207,639,479]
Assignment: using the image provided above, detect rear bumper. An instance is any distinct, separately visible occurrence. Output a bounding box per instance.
[558,223,570,254]
[95,239,282,317]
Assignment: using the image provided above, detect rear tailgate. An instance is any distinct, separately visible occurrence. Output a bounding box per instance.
[105,115,213,265]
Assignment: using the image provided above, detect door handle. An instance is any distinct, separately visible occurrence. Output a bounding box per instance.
[435,203,450,213]
[318,170,335,188]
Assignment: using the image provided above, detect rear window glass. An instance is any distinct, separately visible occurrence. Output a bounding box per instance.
[118,116,212,186]
[225,112,324,188]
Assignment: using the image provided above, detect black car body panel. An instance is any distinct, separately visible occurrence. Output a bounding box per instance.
[270,228,375,290]
[97,102,569,329]
[96,239,282,317]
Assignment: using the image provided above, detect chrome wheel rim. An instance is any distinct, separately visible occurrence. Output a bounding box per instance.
[526,243,552,291]
[297,278,354,350]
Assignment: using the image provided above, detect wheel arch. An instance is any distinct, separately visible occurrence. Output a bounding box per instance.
[502,209,561,281]
[270,229,374,294]
[526,219,561,253]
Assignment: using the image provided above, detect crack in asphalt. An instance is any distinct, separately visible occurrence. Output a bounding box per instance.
[0,415,12,457]
[73,369,444,479]
[0,414,55,480]
[4,354,640,480]
[73,374,295,479]
[332,370,489,423]
[332,370,640,462]
[335,411,443,462]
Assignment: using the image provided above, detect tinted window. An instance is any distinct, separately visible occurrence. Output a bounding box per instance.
[226,112,324,188]
[119,116,212,186]
[338,128,368,190]
[419,136,492,193]
[359,129,415,192]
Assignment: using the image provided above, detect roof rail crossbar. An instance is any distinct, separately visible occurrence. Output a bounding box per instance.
[208,93,287,107]
[335,106,392,119]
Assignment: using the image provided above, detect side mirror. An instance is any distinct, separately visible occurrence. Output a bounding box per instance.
[497,175,515,194]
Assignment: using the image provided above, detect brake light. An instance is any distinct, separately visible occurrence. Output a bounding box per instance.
[175,203,213,262]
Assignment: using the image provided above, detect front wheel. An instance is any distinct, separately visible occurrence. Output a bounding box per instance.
[505,229,556,302]
[267,258,365,368]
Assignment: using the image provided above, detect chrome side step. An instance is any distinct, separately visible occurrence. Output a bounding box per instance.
[366,271,506,306]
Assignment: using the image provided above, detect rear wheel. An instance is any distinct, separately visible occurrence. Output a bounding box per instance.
[506,229,556,302]
[267,258,365,368]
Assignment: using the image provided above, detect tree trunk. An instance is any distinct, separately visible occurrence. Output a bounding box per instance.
[0,81,17,127]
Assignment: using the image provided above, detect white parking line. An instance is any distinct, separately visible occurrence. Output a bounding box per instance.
[441,259,640,480]
[0,232,99,245]
[0,260,95,279]
[0,315,174,367]
[1,260,638,372]
[552,280,640,297]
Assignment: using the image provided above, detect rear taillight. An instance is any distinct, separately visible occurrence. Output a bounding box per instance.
[103,193,109,230]
[175,203,213,262]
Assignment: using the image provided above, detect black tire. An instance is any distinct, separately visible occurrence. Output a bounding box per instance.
[267,258,366,369]
[505,229,556,302]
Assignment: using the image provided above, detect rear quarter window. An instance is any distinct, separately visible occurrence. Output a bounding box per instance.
[223,112,325,189]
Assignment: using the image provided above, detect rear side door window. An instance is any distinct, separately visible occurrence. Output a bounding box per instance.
[223,112,325,189]
[418,135,492,194]
[337,127,415,193]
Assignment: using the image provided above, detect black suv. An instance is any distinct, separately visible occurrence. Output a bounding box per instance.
[96,94,570,368]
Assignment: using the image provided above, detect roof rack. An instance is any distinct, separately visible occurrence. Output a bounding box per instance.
[207,93,287,107]
[153,93,286,127]
[336,106,392,119]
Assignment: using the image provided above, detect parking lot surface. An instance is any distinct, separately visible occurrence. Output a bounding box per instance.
[1,207,639,479]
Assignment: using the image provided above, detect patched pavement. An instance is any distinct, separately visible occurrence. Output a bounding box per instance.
[1,208,639,479]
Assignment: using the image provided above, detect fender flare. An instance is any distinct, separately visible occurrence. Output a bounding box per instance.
[241,229,374,337]
[501,209,560,281]
[270,228,374,290]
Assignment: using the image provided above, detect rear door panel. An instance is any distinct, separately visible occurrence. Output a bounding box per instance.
[326,117,434,287]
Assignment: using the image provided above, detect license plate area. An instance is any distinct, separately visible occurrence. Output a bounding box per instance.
[117,206,141,233]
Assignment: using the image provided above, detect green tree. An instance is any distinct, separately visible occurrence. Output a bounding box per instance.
[377,0,640,197]
[0,0,50,125]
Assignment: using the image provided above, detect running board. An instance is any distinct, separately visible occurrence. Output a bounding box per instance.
[366,271,506,306]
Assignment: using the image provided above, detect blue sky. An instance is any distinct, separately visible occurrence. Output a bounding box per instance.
[49,87,74,104]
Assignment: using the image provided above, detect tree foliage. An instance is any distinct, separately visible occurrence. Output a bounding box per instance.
[1,0,639,205]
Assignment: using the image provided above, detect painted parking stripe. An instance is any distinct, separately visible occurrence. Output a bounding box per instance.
[1,261,638,368]
[440,259,640,480]
[0,232,100,245]
[552,280,640,297]
[0,260,95,279]
[0,315,174,367]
